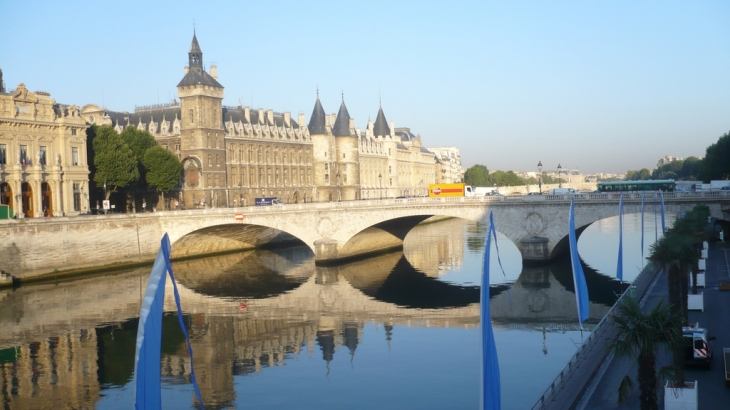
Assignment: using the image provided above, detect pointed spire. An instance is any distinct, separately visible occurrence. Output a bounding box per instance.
[308,91,326,135]
[373,101,390,137]
[332,99,352,137]
[189,31,203,68]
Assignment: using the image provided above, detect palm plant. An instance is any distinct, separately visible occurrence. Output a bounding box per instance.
[648,228,697,386]
[610,297,683,410]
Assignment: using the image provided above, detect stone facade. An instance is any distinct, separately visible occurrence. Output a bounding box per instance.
[0,79,90,217]
[80,34,450,208]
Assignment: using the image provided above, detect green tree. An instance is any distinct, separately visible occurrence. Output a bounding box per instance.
[648,230,697,385]
[92,126,139,200]
[464,164,490,186]
[609,297,682,410]
[679,157,702,180]
[625,168,651,181]
[699,130,730,181]
[652,161,684,180]
[120,126,156,211]
[143,146,183,210]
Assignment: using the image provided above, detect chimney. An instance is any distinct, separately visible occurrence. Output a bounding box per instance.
[258,108,264,124]
[210,65,218,80]
[284,111,291,127]
[390,121,395,137]
[184,66,189,75]
[244,106,250,123]
[348,118,354,132]
[298,112,305,126]
[266,109,273,125]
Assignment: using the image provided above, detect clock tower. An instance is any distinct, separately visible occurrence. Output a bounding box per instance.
[177,32,225,207]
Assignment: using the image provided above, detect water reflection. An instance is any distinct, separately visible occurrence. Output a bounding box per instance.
[1,216,653,410]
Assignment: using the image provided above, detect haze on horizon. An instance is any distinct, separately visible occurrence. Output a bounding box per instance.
[1,1,728,175]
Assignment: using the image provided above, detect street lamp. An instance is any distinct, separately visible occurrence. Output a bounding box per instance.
[537,161,543,194]
[557,163,563,188]
[378,173,382,200]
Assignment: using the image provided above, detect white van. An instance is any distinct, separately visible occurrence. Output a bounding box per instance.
[548,188,576,195]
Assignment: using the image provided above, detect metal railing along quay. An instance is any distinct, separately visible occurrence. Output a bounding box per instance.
[529,263,662,410]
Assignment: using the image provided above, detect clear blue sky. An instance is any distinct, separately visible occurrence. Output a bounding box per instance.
[2,1,728,174]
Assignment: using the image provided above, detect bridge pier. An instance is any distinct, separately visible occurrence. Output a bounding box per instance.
[314,238,340,263]
[519,236,550,262]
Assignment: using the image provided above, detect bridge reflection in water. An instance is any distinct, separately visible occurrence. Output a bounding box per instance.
[0,218,629,410]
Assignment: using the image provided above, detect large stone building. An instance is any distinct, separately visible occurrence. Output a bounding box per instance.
[81,33,450,209]
[0,67,90,217]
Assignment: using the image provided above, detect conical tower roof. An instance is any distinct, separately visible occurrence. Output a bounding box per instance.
[332,100,352,137]
[189,32,202,54]
[373,106,390,137]
[307,95,326,135]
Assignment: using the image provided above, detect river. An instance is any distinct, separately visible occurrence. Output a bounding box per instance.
[0,211,672,409]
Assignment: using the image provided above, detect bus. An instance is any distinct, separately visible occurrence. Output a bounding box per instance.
[596,179,676,193]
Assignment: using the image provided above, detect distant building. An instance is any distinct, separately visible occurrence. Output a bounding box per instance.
[0,80,90,217]
[657,155,683,169]
[81,33,442,207]
[429,147,463,184]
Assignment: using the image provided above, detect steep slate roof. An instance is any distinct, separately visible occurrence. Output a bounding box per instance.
[395,129,417,142]
[177,33,223,88]
[332,100,353,137]
[307,97,326,135]
[223,107,299,128]
[372,106,390,136]
[130,107,181,133]
[189,32,202,54]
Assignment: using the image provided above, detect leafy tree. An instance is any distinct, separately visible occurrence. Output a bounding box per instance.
[609,297,682,410]
[625,168,651,181]
[699,130,730,181]
[143,146,183,210]
[464,164,490,186]
[120,126,156,211]
[92,126,139,200]
[652,161,683,180]
[679,157,702,181]
[648,230,697,385]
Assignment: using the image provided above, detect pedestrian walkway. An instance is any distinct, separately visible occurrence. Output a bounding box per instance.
[577,241,730,409]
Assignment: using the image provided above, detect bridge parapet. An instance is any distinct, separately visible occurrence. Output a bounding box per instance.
[2,192,729,278]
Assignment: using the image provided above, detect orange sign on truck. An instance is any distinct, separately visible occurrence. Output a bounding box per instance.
[429,183,467,197]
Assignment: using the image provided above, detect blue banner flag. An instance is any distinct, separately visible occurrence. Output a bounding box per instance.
[659,190,666,234]
[133,234,204,409]
[568,199,590,328]
[481,212,501,410]
[641,191,646,262]
[617,194,624,282]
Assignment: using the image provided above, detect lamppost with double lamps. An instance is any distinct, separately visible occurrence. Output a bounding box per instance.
[537,161,543,194]
[379,173,382,199]
[557,163,563,188]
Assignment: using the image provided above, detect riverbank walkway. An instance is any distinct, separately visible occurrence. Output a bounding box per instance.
[576,241,730,409]
[532,239,730,409]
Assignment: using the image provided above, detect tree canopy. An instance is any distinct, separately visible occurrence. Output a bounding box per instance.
[464,164,490,186]
[699,130,730,181]
[143,146,183,194]
[92,125,139,199]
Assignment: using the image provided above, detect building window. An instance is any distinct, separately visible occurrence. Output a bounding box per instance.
[20,145,28,165]
[189,109,194,123]
[39,146,46,165]
[0,144,6,165]
[208,155,212,166]
[216,154,220,166]
[71,129,77,136]
[73,183,81,211]
[72,147,79,166]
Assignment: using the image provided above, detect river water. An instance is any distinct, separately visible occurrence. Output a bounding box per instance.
[0,211,672,409]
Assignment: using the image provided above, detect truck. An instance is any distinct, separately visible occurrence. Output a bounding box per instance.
[473,186,501,196]
[548,187,577,195]
[254,197,284,206]
[683,323,715,369]
[428,183,476,197]
[709,180,730,191]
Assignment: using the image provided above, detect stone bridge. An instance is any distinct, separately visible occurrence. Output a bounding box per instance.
[3,191,729,278]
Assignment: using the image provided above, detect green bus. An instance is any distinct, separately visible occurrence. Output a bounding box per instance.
[596,179,676,193]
